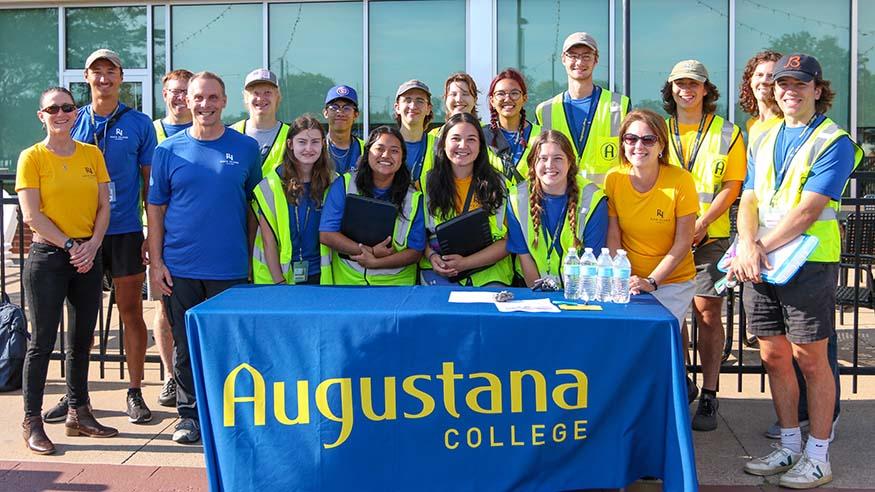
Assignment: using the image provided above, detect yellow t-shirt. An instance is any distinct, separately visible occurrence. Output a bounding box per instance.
[605,164,698,285]
[15,141,110,238]
[676,117,746,183]
[453,175,481,214]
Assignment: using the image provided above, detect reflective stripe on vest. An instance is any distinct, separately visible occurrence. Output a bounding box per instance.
[252,176,294,284]
[666,114,740,238]
[327,172,420,285]
[509,175,604,278]
[153,120,167,143]
[233,120,290,176]
[751,117,862,262]
[419,171,512,286]
[536,89,628,187]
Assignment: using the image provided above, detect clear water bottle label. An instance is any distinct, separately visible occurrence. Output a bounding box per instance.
[566,265,580,275]
[583,266,597,276]
[613,267,631,278]
[598,267,612,276]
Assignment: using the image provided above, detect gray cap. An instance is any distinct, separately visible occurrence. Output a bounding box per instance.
[395,79,431,100]
[668,59,709,83]
[85,49,122,69]
[244,68,279,89]
[562,32,598,54]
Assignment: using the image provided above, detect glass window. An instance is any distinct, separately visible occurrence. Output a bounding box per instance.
[858,3,875,173]
[66,7,147,69]
[630,0,729,118]
[368,0,465,128]
[172,3,262,124]
[153,5,167,120]
[269,2,363,134]
[497,0,610,117]
[0,8,58,172]
[734,0,851,130]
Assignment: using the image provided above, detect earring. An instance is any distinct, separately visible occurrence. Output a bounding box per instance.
[658,151,663,158]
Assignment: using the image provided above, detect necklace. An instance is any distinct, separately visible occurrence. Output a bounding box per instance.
[328,136,351,160]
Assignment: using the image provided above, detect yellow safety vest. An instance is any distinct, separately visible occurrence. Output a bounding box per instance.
[232,120,290,176]
[251,171,337,284]
[412,132,438,187]
[320,173,421,285]
[666,114,741,239]
[153,120,167,143]
[535,88,629,187]
[508,175,604,279]
[419,170,513,286]
[483,122,543,186]
[750,116,862,262]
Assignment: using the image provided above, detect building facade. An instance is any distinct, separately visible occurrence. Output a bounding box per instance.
[1,0,873,184]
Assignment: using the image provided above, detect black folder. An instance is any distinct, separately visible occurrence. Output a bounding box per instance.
[435,208,493,282]
[341,194,397,247]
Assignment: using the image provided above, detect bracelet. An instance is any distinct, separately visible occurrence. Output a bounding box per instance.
[646,277,658,291]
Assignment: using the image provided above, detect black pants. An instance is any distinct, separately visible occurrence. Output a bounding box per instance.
[22,243,103,417]
[163,276,244,420]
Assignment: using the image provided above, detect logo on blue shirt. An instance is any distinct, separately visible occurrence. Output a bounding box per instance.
[109,128,129,141]
[221,153,239,166]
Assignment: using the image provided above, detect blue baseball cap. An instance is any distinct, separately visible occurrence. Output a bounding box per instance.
[772,54,823,83]
[325,85,358,107]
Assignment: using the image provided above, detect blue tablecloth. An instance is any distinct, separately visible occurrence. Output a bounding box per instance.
[187,285,697,492]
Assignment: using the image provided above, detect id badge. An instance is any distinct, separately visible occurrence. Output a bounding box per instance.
[293,261,308,283]
[762,208,785,229]
[108,181,116,203]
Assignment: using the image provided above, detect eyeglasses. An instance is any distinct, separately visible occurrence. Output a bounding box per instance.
[564,52,596,63]
[41,104,77,115]
[622,133,659,147]
[492,90,523,101]
[167,89,187,96]
[327,104,357,114]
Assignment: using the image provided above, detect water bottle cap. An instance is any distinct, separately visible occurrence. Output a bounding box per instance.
[568,247,577,255]
[617,249,626,255]
[584,247,593,253]
[601,247,610,253]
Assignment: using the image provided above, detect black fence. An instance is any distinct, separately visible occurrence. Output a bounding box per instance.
[1,172,873,393]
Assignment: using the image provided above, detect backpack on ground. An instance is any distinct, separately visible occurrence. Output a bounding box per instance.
[0,291,28,392]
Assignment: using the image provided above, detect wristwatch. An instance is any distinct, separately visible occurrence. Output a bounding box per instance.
[645,277,658,291]
[63,238,76,251]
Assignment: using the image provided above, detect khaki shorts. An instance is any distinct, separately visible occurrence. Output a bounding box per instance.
[693,238,730,298]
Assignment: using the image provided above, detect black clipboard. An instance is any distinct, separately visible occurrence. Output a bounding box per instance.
[341,194,397,247]
[435,208,493,282]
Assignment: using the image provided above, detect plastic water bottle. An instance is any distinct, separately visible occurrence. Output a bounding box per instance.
[579,247,598,302]
[596,248,614,303]
[612,249,632,304]
[562,247,581,300]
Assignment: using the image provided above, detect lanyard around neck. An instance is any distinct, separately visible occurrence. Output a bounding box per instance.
[293,198,313,258]
[670,114,708,171]
[773,113,820,197]
[542,201,568,272]
[90,104,120,154]
[571,86,601,155]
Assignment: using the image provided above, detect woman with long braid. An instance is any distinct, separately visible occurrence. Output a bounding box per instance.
[484,69,542,186]
[506,130,607,287]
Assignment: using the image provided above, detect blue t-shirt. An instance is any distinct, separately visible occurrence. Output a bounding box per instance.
[162,121,192,138]
[743,119,857,200]
[563,90,598,154]
[71,103,157,235]
[327,138,363,175]
[404,138,427,180]
[319,178,426,252]
[282,175,323,276]
[149,129,262,280]
[499,124,534,165]
[507,193,608,258]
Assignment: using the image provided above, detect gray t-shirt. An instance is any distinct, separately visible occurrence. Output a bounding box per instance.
[245,121,282,159]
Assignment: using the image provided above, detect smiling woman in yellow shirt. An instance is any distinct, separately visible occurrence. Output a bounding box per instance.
[16,86,115,456]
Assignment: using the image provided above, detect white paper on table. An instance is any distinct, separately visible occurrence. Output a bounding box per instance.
[494,298,561,313]
[448,291,500,303]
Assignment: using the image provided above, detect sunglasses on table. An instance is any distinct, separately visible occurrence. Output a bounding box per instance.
[41,104,77,115]
[621,133,659,147]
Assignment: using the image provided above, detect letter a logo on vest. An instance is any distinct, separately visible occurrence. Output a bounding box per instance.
[600,142,617,160]
[785,55,802,69]
[713,159,726,176]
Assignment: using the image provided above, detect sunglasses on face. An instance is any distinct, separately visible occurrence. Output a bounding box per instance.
[41,104,77,115]
[622,133,659,147]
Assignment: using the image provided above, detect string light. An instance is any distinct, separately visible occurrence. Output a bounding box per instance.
[273,4,304,66]
[173,5,232,49]
[741,0,849,31]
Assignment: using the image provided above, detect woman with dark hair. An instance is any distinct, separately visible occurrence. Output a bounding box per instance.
[604,109,698,324]
[739,50,783,142]
[17,87,117,455]
[319,126,425,285]
[252,114,336,285]
[506,130,607,287]
[420,112,512,286]
[484,68,542,185]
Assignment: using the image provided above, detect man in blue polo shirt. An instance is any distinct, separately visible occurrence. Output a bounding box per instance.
[148,71,261,444]
[61,49,157,425]
[323,85,364,174]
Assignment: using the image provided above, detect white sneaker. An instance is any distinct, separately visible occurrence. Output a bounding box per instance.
[779,454,832,489]
[743,443,802,476]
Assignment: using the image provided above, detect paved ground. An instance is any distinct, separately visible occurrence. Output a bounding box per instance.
[1,263,873,491]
